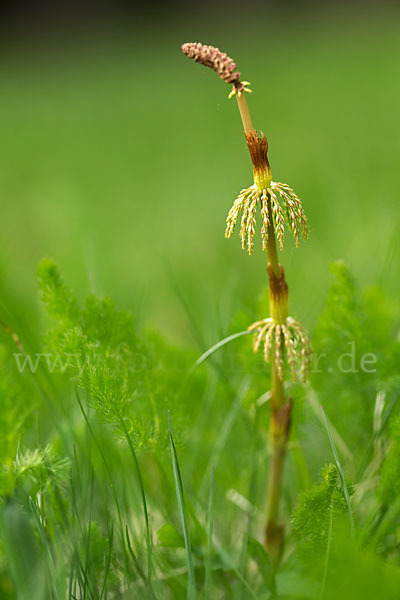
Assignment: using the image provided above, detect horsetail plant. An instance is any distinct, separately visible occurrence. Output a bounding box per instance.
[182,42,312,565]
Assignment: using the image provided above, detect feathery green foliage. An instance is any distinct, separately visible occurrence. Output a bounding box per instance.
[13,445,70,497]
[0,343,39,498]
[37,258,193,450]
[312,262,400,458]
[291,463,349,562]
[379,415,400,504]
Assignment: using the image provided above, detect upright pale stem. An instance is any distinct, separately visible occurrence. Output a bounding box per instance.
[265,365,289,566]
[235,88,292,566]
[266,200,281,280]
[236,92,254,135]
[265,212,290,566]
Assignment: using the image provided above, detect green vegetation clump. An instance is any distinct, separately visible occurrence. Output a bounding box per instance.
[291,463,349,562]
[38,257,193,449]
[0,258,398,599]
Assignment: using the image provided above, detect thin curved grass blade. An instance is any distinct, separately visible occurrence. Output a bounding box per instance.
[168,411,196,600]
[191,330,253,372]
[320,405,355,538]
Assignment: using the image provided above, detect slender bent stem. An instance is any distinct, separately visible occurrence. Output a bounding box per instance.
[264,367,289,566]
[265,435,285,525]
[270,362,286,409]
[118,415,153,592]
[266,197,281,279]
[236,92,254,135]
[264,196,291,565]
[235,89,291,565]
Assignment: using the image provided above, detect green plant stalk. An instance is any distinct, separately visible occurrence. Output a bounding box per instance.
[181,42,305,565]
[237,93,293,565]
[120,417,153,591]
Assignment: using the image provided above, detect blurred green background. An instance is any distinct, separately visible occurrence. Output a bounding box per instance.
[0,5,399,345]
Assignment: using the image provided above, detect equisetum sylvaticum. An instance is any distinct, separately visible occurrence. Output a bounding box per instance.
[182,42,311,566]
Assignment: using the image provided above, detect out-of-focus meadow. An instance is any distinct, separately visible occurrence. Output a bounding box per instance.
[0,8,399,345]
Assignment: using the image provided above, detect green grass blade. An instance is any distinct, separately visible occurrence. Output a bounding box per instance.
[369,495,400,549]
[246,537,275,595]
[319,500,333,600]
[0,500,47,600]
[356,390,400,480]
[320,405,355,538]
[75,389,139,582]
[190,330,253,372]
[235,514,250,600]
[119,417,153,592]
[163,257,206,350]
[205,465,214,600]
[100,523,113,600]
[82,467,95,600]
[214,544,259,600]
[70,452,99,599]
[168,411,196,600]
[200,376,252,498]
[164,261,244,395]
[125,526,147,582]
[29,496,59,599]
[308,390,353,464]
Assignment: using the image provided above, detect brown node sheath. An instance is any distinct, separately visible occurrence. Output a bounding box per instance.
[181,42,246,93]
[268,264,288,309]
[265,521,284,565]
[245,130,270,172]
[245,130,272,190]
[270,397,293,444]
